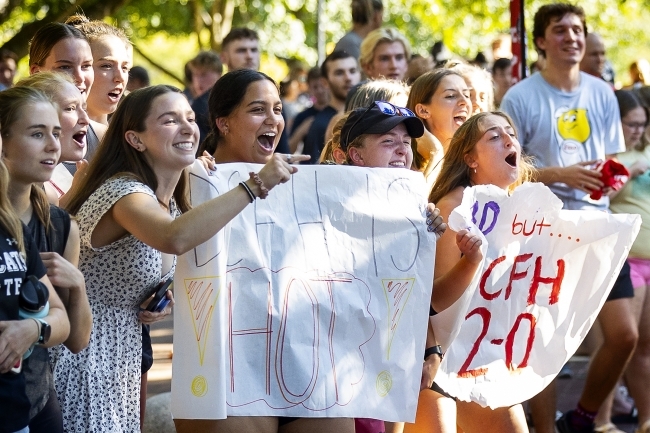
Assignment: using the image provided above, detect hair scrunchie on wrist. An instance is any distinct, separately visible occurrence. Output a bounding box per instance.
[249,171,269,199]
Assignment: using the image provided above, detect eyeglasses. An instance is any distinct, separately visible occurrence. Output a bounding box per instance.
[342,101,415,150]
[622,121,647,130]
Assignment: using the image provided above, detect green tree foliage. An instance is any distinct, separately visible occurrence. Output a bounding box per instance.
[2,0,650,85]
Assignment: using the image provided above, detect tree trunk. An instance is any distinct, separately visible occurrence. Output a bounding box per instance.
[190,0,206,50]
[210,0,235,52]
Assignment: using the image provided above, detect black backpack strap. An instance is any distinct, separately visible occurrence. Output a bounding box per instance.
[46,205,71,256]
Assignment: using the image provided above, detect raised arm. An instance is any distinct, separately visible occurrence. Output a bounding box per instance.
[431,188,483,313]
[112,154,309,255]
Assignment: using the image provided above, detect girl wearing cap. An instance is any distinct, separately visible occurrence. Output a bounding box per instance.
[180,70,371,433]
[338,101,483,433]
[339,101,482,315]
[322,78,410,160]
[408,112,534,433]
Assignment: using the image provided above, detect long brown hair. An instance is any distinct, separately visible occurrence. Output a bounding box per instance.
[429,111,535,204]
[65,85,191,215]
[29,22,88,67]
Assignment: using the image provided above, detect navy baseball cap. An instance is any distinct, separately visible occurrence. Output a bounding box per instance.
[340,101,425,150]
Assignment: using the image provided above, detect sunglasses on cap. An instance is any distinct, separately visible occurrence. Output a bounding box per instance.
[342,101,416,150]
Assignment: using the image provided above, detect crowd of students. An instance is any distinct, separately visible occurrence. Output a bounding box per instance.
[1,1,650,433]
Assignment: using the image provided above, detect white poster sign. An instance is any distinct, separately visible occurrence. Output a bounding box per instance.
[434,183,641,408]
[171,162,435,422]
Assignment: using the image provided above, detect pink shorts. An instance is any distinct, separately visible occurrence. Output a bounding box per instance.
[628,257,650,289]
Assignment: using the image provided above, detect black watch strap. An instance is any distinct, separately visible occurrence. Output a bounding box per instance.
[424,345,444,361]
[36,319,51,345]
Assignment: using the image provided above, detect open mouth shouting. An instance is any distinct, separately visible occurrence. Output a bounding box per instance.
[454,113,468,126]
[72,130,87,149]
[257,132,276,152]
[505,150,518,168]
[108,88,123,104]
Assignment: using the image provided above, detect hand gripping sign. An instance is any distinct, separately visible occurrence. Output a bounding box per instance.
[433,183,640,408]
[171,162,435,421]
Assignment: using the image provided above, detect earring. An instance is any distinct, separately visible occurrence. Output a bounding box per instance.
[474,168,477,174]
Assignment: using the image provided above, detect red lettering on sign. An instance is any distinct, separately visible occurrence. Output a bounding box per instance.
[480,256,506,300]
[512,214,552,236]
[505,313,536,370]
[458,307,491,378]
[505,253,533,300]
[528,257,565,306]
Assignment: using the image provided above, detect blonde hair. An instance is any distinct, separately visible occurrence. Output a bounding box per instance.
[65,14,130,46]
[345,79,409,111]
[16,71,75,95]
[359,27,411,70]
[320,116,348,163]
[321,113,369,165]
[429,112,535,204]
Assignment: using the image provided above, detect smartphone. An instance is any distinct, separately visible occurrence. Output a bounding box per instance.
[144,279,173,312]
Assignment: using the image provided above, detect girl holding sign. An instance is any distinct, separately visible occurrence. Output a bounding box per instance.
[178,69,365,433]
[58,84,299,433]
[336,101,482,433]
[414,112,534,433]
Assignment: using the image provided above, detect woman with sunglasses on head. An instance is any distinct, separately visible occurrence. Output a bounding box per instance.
[407,69,472,187]
[322,78,410,160]
[407,112,534,433]
[0,86,72,433]
[336,101,482,433]
[29,22,104,172]
[9,74,92,433]
[57,83,297,433]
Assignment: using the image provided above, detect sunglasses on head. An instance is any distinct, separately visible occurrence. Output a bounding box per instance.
[342,101,416,150]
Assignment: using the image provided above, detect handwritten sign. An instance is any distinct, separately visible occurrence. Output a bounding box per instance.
[171,162,435,421]
[433,183,641,408]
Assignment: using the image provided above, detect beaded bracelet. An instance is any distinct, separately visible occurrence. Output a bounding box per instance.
[249,171,269,199]
[239,182,256,203]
